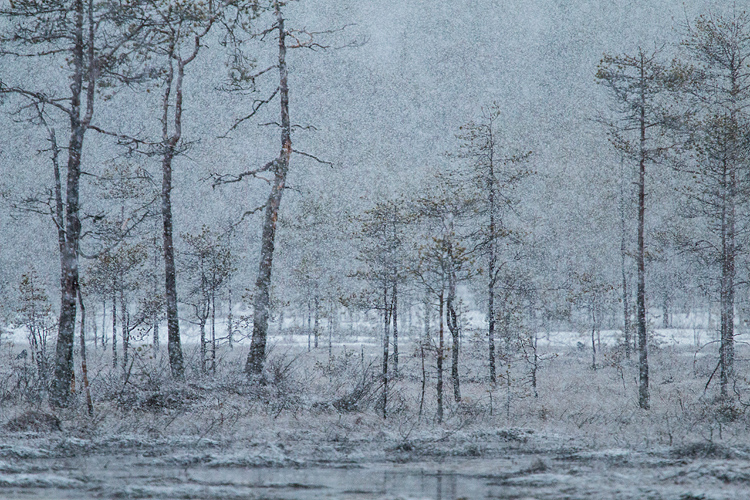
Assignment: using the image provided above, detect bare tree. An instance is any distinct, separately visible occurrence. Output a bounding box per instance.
[596,48,677,410]
[675,11,750,398]
[0,0,150,405]
[456,105,531,383]
[213,0,345,376]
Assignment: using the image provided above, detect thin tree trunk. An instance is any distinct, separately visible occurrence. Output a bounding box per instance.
[382,282,390,419]
[120,278,128,371]
[392,282,398,378]
[620,156,631,358]
[447,271,461,403]
[245,2,291,376]
[437,290,444,423]
[328,302,333,363]
[50,0,91,407]
[211,291,216,373]
[161,45,185,380]
[101,299,107,349]
[313,295,320,348]
[78,290,93,416]
[112,290,118,368]
[720,161,736,398]
[531,331,538,398]
[488,140,497,383]
[227,287,234,350]
[153,228,160,351]
[637,55,650,410]
[307,300,312,352]
[591,305,597,371]
[92,301,98,350]
[420,288,429,420]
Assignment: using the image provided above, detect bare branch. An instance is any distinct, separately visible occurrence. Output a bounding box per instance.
[220,87,279,137]
[292,149,333,167]
[231,203,268,229]
[211,159,276,187]
[0,82,73,116]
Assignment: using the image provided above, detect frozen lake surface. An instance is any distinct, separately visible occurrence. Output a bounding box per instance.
[2,446,750,499]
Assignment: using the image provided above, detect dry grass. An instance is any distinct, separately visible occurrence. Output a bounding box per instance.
[1,330,749,454]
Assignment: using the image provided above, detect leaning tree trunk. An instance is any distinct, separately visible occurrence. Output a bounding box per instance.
[245,3,291,376]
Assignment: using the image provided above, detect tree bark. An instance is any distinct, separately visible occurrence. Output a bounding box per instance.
[447,265,461,402]
[437,290,444,423]
[392,282,398,378]
[720,159,736,398]
[245,2,291,376]
[313,294,320,348]
[50,0,90,408]
[112,290,118,368]
[227,287,234,350]
[382,282,390,419]
[78,290,93,416]
[637,53,650,410]
[488,135,497,383]
[620,157,631,359]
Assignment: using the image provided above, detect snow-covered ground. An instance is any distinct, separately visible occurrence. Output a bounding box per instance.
[2,310,749,499]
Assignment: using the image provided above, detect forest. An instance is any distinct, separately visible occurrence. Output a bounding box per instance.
[1,0,750,499]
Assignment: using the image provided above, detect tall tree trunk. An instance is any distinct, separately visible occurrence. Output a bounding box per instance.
[245,2,291,376]
[153,228,161,351]
[437,290,444,423]
[101,299,107,349]
[392,282,398,378]
[211,291,216,373]
[488,143,497,383]
[307,301,312,352]
[620,157,631,358]
[200,313,207,374]
[591,304,597,371]
[161,46,185,380]
[637,56,650,410]
[313,295,320,348]
[112,290,118,368]
[227,287,234,350]
[420,288,429,419]
[720,162,736,398]
[121,285,129,371]
[447,270,461,402]
[50,0,91,407]
[77,290,93,416]
[327,302,333,363]
[382,282,390,419]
